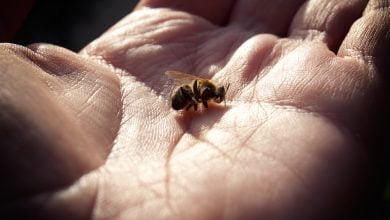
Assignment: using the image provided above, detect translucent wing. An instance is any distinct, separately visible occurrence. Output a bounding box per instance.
[165,70,206,85]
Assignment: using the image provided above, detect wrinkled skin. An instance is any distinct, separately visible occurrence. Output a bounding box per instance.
[0,0,389,219]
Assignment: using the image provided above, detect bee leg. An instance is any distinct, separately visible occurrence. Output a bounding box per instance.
[202,101,208,108]
[193,103,198,111]
[186,104,193,111]
[193,80,198,98]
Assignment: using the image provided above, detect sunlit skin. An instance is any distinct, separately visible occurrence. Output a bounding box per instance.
[0,0,388,219]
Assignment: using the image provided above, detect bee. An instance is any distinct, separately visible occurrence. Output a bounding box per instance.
[165,70,230,111]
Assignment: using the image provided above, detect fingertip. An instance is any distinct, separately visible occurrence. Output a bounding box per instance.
[289,0,367,53]
[338,0,390,68]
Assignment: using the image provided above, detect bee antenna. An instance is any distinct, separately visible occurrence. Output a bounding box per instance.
[224,83,230,107]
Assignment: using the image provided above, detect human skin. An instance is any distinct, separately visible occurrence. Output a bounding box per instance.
[0,0,389,219]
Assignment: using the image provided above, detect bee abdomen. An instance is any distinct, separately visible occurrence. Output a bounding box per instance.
[171,85,194,111]
[172,94,189,110]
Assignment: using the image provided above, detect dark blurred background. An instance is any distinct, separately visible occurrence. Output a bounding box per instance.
[12,0,138,51]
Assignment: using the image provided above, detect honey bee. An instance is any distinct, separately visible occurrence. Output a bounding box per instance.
[165,70,230,111]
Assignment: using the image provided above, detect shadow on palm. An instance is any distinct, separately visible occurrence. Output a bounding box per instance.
[83,7,366,153]
[77,5,378,219]
[1,0,387,218]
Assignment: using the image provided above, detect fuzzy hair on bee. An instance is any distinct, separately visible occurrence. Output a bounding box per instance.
[165,70,230,111]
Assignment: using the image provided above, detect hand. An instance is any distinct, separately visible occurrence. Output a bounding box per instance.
[1,0,388,219]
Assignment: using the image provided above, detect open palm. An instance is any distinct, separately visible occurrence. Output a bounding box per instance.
[1,0,388,219]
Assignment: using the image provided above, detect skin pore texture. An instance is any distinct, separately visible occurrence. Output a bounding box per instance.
[0,0,389,219]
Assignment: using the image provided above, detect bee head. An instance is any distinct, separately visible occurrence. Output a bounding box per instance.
[214,84,230,104]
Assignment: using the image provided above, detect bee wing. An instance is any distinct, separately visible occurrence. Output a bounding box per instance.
[165,70,206,85]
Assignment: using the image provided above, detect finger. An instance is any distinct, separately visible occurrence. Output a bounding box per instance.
[228,0,306,35]
[0,0,35,41]
[136,0,237,25]
[0,44,106,204]
[289,0,367,52]
[338,0,390,75]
